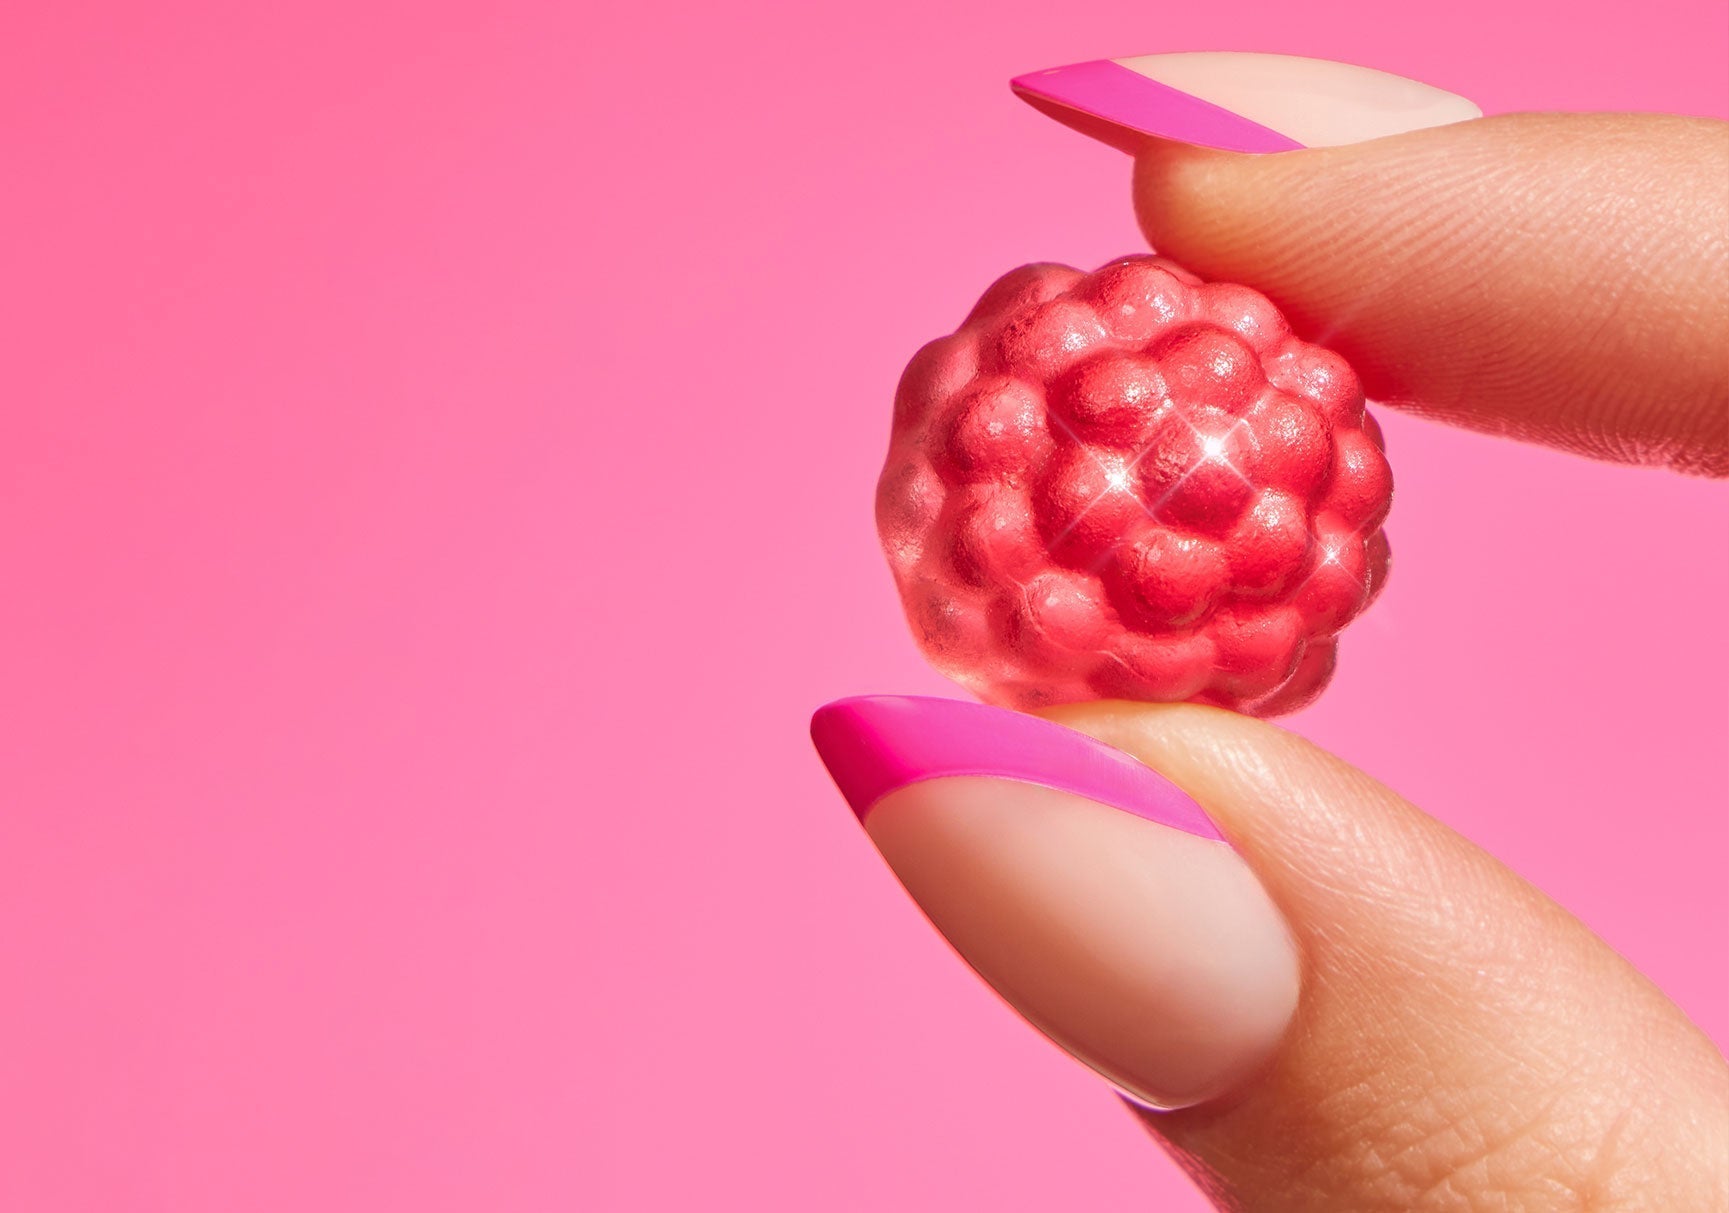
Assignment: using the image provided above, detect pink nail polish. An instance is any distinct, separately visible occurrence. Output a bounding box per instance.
[1011,52,1482,153]
[811,694,1222,840]
[1012,59,1301,154]
[811,695,1300,1110]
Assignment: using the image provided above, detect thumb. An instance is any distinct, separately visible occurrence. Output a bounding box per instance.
[1132,113,1729,476]
[810,695,1729,1211]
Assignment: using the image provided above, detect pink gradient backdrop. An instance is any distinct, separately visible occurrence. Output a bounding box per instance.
[0,1,1723,1208]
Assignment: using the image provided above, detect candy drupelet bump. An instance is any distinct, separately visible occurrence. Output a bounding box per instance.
[877,256,1393,716]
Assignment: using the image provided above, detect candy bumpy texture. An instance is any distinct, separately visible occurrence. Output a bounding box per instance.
[877,257,1393,716]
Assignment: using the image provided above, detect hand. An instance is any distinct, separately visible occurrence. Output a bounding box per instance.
[814,113,1728,1211]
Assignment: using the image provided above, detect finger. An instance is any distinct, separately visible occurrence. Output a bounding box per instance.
[811,695,1729,1211]
[1132,113,1729,476]
[1045,697,1729,1211]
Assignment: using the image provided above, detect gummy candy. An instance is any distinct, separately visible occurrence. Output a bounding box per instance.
[877,256,1392,715]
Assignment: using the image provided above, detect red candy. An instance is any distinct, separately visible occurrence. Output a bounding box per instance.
[876,256,1393,716]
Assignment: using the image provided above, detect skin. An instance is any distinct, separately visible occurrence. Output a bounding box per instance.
[1133,114,1729,475]
[1048,113,1729,1211]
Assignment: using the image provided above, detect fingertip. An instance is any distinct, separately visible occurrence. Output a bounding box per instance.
[1130,139,1248,260]
[1128,114,1729,473]
[1038,694,1729,1210]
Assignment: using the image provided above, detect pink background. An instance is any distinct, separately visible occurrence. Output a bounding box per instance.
[1,1,1724,1208]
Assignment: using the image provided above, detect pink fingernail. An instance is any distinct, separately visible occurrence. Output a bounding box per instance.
[1011,52,1482,154]
[811,695,1299,1110]
[810,694,1223,839]
[1012,59,1301,154]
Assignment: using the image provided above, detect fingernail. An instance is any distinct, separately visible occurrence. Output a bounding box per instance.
[1010,51,1481,154]
[810,695,1299,1110]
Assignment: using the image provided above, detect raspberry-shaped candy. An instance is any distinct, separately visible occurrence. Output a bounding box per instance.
[877,256,1392,716]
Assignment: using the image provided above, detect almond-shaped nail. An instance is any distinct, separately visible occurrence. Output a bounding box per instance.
[811,695,1299,1110]
[1011,51,1482,153]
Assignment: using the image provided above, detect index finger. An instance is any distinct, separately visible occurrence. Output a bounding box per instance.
[1132,112,1729,476]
